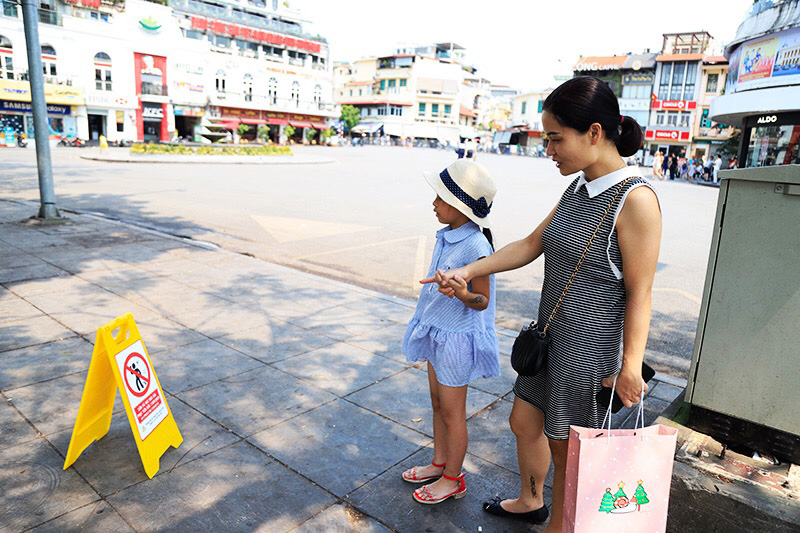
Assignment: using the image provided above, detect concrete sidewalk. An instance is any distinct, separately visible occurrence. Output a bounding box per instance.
[0,198,684,532]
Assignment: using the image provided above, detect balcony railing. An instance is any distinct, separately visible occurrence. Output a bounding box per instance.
[211,91,337,113]
[169,0,327,43]
[141,83,168,96]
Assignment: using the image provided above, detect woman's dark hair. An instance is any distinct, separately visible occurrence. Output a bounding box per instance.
[482,228,494,251]
[542,76,644,157]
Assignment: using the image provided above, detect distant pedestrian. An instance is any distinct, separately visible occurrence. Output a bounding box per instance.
[661,152,669,179]
[652,150,664,180]
[728,156,738,169]
[680,159,688,181]
[713,155,723,183]
[99,134,108,155]
[669,154,678,179]
[402,159,499,505]
[688,158,696,181]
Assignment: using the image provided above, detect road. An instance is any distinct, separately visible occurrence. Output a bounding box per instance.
[1,145,722,377]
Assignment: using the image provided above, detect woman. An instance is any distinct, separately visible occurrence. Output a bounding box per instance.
[652,150,664,180]
[429,76,661,532]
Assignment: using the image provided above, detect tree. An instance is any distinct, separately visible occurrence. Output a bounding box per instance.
[305,128,318,142]
[340,105,360,133]
[612,481,627,501]
[283,124,296,140]
[320,127,333,143]
[237,123,251,136]
[633,480,650,508]
[257,125,270,143]
[598,488,615,513]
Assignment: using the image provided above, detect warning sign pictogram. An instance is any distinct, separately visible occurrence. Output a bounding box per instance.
[124,352,150,397]
[63,313,182,479]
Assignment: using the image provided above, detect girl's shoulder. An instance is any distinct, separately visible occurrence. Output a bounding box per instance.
[460,229,493,259]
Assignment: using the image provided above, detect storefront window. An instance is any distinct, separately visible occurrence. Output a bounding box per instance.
[670,62,685,100]
[47,117,63,135]
[746,124,800,167]
[0,113,23,135]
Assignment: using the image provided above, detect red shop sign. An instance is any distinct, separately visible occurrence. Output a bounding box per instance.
[652,100,697,111]
[646,130,691,141]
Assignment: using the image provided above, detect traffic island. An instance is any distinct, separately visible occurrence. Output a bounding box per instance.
[80,143,337,164]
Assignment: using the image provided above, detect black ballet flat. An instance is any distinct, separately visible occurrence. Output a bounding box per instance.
[482,497,549,524]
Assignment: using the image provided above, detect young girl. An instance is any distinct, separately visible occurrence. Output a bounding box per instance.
[401,158,500,505]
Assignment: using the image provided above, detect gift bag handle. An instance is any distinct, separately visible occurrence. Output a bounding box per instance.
[601,375,646,444]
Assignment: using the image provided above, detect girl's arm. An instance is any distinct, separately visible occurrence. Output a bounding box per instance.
[445,274,490,311]
[602,186,662,407]
[423,203,559,290]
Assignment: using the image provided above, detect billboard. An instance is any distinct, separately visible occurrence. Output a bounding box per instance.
[727,26,800,92]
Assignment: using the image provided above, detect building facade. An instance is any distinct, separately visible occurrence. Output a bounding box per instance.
[646,32,714,160]
[711,0,800,167]
[0,0,337,145]
[690,55,737,162]
[334,43,486,143]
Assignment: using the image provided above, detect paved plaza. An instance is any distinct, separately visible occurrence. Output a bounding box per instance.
[0,195,685,532]
[1,145,721,378]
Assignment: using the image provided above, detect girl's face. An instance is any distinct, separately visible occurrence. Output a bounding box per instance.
[432,195,465,226]
[543,111,601,176]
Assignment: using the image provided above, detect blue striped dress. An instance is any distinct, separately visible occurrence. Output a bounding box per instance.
[403,221,500,387]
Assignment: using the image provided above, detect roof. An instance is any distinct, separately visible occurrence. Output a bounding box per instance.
[459,105,477,118]
[573,56,627,71]
[622,53,658,70]
[656,53,706,62]
[703,55,728,64]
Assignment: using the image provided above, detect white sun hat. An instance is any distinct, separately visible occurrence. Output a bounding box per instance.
[423,158,497,228]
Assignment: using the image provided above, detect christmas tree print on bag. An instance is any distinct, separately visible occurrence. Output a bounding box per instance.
[598,481,650,514]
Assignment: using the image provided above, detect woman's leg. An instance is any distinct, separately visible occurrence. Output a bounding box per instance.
[403,362,446,480]
[415,380,468,498]
[499,395,550,512]
[543,439,569,533]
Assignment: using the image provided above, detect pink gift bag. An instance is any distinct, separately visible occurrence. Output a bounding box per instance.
[563,382,679,533]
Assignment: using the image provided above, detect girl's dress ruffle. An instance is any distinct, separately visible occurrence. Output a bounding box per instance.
[402,317,500,387]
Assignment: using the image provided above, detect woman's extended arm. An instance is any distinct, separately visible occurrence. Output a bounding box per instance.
[422,203,559,292]
[603,186,662,407]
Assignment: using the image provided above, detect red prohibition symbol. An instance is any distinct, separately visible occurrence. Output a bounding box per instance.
[124,352,151,398]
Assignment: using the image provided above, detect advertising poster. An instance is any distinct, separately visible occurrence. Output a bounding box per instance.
[773,26,800,78]
[738,35,780,82]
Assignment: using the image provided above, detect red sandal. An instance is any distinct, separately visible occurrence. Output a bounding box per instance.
[402,461,445,483]
[412,472,466,504]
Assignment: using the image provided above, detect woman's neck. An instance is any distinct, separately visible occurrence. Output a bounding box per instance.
[583,151,627,181]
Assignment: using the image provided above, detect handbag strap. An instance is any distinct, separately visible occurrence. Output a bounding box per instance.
[542,176,633,335]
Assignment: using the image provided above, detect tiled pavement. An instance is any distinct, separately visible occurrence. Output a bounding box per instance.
[0,199,685,532]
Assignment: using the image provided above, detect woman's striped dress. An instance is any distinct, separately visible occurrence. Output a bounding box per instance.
[513,166,656,440]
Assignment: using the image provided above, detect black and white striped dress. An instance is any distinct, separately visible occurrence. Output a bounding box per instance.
[514,167,656,440]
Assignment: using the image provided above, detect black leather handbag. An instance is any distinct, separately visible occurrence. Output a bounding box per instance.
[510,178,632,377]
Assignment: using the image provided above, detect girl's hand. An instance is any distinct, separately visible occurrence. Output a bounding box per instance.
[601,366,649,409]
[445,275,470,300]
[420,267,471,298]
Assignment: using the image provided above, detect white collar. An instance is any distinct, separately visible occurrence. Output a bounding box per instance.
[573,165,642,199]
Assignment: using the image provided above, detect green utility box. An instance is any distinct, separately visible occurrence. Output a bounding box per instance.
[686,165,800,462]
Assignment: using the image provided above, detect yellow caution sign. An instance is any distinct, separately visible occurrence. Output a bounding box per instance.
[63,313,182,478]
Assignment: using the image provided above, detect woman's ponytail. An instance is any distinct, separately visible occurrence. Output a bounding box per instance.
[615,115,645,157]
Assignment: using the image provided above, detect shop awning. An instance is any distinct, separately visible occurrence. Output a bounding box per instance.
[310,122,327,130]
[266,117,288,125]
[351,123,383,134]
[493,131,513,144]
[289,120,313,128]
[210,119,240,130]
[239,118,267,125]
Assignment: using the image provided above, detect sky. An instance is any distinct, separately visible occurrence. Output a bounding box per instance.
[300,0,754,91]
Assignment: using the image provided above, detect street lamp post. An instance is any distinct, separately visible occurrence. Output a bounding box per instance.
[20,0,61,220]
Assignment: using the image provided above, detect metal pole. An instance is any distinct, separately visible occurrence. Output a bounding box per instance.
[21,0,60,219]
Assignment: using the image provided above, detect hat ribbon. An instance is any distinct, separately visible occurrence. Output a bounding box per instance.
[439,169,492,219]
